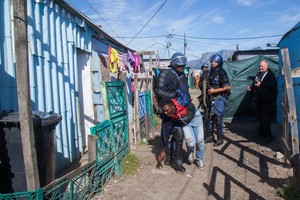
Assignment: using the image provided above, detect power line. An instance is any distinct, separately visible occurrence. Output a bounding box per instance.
[82,0,123,40]
[126,0,168,46]
[143,42,161,51]
[114,35,166,39]
[157,42,201,59]
[173,35,236,47]
[171,33,284,40]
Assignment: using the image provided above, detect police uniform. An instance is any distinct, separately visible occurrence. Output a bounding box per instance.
[207,56,230,146]
[156,52,191,173]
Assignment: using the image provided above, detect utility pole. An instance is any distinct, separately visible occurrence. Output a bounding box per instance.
[13,0,40,190]
[184,33,187,56]
[166,32,172,59]
[156,49,160,68]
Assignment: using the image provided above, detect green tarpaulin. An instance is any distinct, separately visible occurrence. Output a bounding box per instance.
[222,55,278,122]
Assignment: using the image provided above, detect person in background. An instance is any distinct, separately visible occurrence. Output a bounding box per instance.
[248,60,277,142]
[159,97,205,169]
[156,52,191,173]
[194,75,200,89]
[206,54,231,146]
[197,63,212,142]
[198,63,209,110]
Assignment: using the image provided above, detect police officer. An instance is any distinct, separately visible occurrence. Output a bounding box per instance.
[157,52,192,173]
[207,54,231,146]
[197,63,211,142]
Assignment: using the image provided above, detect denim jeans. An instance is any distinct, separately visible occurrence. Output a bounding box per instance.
[214,95,225,117]
[183,110,205,160]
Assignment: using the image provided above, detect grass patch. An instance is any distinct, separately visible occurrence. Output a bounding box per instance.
[122,153,140,176]
[277,183,300,199]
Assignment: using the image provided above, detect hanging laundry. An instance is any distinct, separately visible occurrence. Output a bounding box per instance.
[132,52,141,73]
[121,53,130,72]
[108,46,120,73]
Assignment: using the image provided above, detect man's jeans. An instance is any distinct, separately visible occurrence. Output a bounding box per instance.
[183,111,205,160]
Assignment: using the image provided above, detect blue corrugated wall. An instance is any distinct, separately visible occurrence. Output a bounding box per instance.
[0,0,18,112]
[277,22,300,142]
[0,0,96,172]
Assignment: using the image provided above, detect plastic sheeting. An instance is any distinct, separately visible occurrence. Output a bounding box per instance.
[222,56,278,122]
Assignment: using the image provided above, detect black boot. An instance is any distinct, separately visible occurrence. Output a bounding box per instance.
[204,111,215,143]
[172,127,185,173]
[204,134,214,143]
[172,160,186,174]
[213,116,224,147]
[164,150,171,166]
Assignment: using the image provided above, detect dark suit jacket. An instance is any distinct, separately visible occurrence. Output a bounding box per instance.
[250,68,277,103]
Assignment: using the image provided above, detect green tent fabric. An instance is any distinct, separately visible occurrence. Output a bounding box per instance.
[222,55,278,122]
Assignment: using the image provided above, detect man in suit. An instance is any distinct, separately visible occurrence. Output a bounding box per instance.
[248,60,277,141]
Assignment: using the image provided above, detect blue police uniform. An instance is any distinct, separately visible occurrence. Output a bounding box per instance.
[207,54,230,146]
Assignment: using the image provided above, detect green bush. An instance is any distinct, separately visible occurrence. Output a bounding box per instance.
[122,153,140,176]
[277,183,300,199]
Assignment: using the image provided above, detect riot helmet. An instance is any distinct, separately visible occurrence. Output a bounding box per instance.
[210,54,223,66]
[201,63,209,69]
[171,52,187,68]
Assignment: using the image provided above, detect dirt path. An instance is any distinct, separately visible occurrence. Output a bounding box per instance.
[93,89,291,200]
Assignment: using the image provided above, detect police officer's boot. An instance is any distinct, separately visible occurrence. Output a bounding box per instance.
[164,149,171,166]
[213,116,224,147]
[203,113,214,143]
[172,128,186,174]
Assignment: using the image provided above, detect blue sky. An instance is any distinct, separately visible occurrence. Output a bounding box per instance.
[65,0,300,61]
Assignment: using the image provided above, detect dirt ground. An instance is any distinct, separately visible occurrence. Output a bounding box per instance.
[93,89,292,200]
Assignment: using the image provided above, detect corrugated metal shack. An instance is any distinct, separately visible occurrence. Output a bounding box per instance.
[277,21,300,142]
[0,0,134,173]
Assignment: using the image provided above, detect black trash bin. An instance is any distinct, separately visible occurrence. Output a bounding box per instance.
[0,111,62,192]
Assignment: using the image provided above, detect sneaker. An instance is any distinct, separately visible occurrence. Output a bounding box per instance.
[188,152,194,163]
[195,159,204,169]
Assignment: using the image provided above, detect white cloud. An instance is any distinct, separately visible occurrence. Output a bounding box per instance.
[181,0,198,10]
[212,16,224,24]
[236,0,256,6]
[268,7,300,29]
[236,28,251,34]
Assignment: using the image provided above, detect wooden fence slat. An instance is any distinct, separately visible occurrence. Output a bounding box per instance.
[281,46,300,187]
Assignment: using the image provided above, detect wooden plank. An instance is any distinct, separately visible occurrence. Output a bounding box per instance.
[88,135,97,162]
[136,51,155,55]
[149,55,154,106]
[281,137,292,165]
[281,47,299,154]
[13,0,40,190]
[291,67,300,78]
[134,74,140,145]
[281,46,300,187]
[43,160,96,188]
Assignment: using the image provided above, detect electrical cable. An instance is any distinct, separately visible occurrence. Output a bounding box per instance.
[171,33,284,40]
[82,0,126,43]
[126,0,168,46]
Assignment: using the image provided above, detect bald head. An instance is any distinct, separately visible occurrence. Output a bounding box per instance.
[259,60,269,72]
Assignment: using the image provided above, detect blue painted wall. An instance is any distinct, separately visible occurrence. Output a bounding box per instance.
[0,0,131,173]
[277,22,300,142]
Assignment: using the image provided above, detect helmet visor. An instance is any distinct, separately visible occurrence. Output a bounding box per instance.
[171,56,187,67]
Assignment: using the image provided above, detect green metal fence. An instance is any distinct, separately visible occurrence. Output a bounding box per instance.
[0,81,129,200]
[0,188,43,200]
[0,81,155,199]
